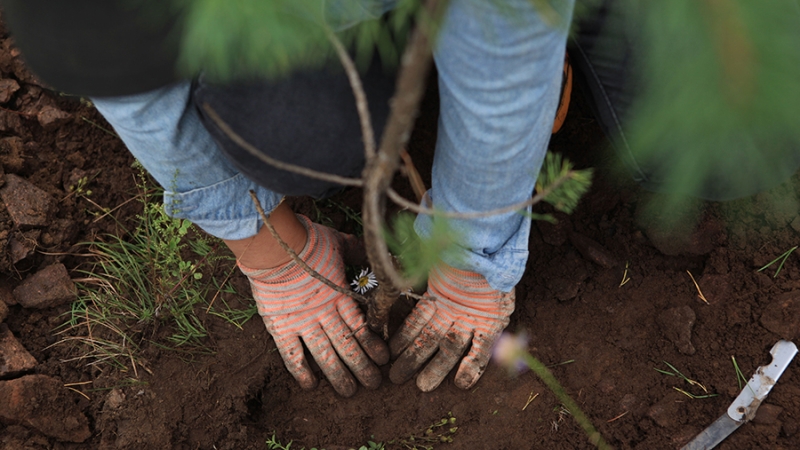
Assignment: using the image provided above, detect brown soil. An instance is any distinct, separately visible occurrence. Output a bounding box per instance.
[1,24,799,450]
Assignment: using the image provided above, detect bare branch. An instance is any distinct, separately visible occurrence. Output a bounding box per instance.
[325,27,377,160]
[400,149,427,202]
[361,0,449,335]
[385,170,573,218]
[248,191,369,305]
[203,103,363,188]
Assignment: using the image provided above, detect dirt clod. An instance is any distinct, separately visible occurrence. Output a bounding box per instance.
[12,263,76,309]
[754,403,784,425]
[646,392,684,428]
[0,78,19,104]
[570,231,619,268]
[760,291,800,340]
[0,299,6,322]
[8,229,40,264]
[0,174,55,229]
[656,305,697,355]
[36,105,71,130]
[0,374,91,442]
[0,324,37,377]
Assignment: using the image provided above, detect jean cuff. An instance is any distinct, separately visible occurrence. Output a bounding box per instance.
[414,203,530,293]
[164,173,283,240]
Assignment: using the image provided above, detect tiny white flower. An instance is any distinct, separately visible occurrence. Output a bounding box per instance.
[351,268,378,294]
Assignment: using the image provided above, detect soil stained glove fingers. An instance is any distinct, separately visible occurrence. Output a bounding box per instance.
[239,215,388,397]
[388,297,438,358]
[389,319,450,385]
[268,329,318,390]
[416,328,472,392]
[338,300,390,365]
[389,263,515,391]
[454,326,505,389]
[304,323,359,397]
[324,306,383,390]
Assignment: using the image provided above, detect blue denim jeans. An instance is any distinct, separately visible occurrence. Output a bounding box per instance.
[91,0,574,292]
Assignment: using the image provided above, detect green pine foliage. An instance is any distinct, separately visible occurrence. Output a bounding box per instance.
[622,0,800,199]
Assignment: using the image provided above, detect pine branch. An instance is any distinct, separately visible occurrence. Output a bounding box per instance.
[384,170,574,219]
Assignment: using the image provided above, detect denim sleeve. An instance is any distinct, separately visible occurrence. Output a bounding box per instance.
[91,81,283,241]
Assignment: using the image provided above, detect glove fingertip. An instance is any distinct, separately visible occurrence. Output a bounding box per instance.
[294,370,320,391]
[416,372,446,392]
[454,368,482,390]
[388,334,408,359]
[368,342,390,366]
[388,353,418,385]
[359,364,383,391]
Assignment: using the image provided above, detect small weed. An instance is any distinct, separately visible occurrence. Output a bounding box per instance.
[59,165,255,371]
[394,412,458,450]
[321,199,364,234]
[358,439,386,450]
[266,432,323,450]
[731,355,757,398]
[655,361,718,399]
[758,245,797,278]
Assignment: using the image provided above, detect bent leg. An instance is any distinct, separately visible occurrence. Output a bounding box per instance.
[416,0,575,292]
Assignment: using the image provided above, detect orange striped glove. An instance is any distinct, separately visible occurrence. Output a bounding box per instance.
[238,215,389,397]
[388,263,515,392]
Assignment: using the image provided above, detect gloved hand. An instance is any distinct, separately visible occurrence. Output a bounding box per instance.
[238,215,389,397]
[388,263,515,392]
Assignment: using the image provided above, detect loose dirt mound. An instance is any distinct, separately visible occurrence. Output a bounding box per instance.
[1,23,799,450]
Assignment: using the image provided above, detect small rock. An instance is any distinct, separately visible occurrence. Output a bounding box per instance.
[36,105,71,129]
[596,378,615,394]
[619,393,637,411]
[760,291,800,340]
[0,300,6,322]
[647,392,684,428]
[657,305,697,355]
[0,374,91,442]
[104,388,125,411]
[0,136,25,174]
[13,263,77,309]
[570,232,619,268]
[536,214,570,246]
[0,78,19,103]
[8,230,40,264]
[753,403,783,425]
[0,324,37,376]
[0,283,17,306]
[0,174,56,229]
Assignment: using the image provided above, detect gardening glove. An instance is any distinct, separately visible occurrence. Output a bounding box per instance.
[389,263,515,392]
[238,215,389,397]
